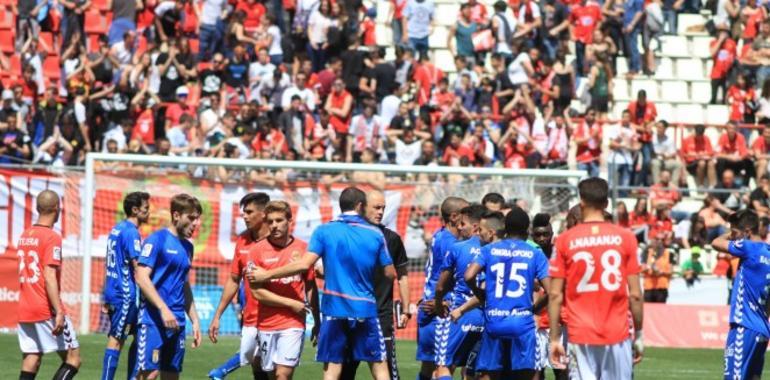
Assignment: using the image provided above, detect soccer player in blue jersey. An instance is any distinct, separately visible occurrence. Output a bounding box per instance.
[433,204,488,380]
[208,192,270,380]
[465,206,550,380]
[248,186,396,380]
[101,191,150,380]
[135,194,203,380]
[417,196,469,380]
[712,209,770,380]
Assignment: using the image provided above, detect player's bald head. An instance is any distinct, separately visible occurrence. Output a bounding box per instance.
[441,197,469,223]
[36,190,60,215]
[366,189,385,205]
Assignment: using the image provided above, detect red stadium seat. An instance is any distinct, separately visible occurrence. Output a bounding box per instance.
[189,38,199,54]
[0,76,14,89]
[91,0,110,11]
[84,10,110,35]
[0,29,14,53]
[38,31,55,53]
[7,55,21,76]
[0,7,14,30]
[43,56,61,80]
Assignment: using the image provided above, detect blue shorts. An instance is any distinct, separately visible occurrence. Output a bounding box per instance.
[724,324,769,380]
[476,328,538,372]
[316,317,385,364]
[106,300,138,341]
[435,308,484,367]
[417,309,439,362]
[136,324,186,373]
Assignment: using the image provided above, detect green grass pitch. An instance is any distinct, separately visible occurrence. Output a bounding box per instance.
[0,333,748,379]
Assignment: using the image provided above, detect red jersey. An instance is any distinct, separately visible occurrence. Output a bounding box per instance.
[570,4,602,44]
[361,18,376,46]
[710,38,737,80]
[648,216,673,239]
[717,132,749,158]
[752,136,770,155]
[627,101,657,142]
[247,238,314,331]
[680,135,714,163]
[727,86,756,122]
[132,108,156,145]
[649,184,680,205]
[574,121,602,163]
[442,144,475,165]
[743,8,765,40]
[17,225,63,323]
[229,232,261,327]
[236,1,266,30]
[550,222,641,345]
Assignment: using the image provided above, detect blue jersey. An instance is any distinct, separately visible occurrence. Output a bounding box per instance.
[137,229,193,326]
[308,214,392,318]
[474,238,548,338]
[424,227,458,301]
[441,236,482,308]
[727,239,770,338]
[103,220,142,305]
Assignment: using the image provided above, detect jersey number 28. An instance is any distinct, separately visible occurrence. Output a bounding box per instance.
[574,250,622,293]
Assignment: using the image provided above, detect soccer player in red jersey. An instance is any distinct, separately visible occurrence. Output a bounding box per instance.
[208,192,270,380]
[548,178,644,378]
[17,190,81,380]
[245,201,320,380]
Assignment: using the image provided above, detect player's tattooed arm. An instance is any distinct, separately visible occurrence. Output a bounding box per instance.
[184,281,202,348]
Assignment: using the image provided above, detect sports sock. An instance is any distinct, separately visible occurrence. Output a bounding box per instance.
[19,371,36,380]
[53,363,78,380]
[219,352,242,375]
[100,348,120,380]
[436,376,452,380]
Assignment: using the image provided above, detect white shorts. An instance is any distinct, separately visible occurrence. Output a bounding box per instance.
[568,339,632,380]
[258,328,305,372]
[240,326,259,366]
[536,328,569,370]
[18,316,80,354]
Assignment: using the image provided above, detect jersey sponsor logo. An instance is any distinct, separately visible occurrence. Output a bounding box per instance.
[264,257,279,264]
[487,308,533,317]
[567,234,623,250]
[489,248,534,258]
[134,240,141,252]
[110,228,121,236]
[460,323,484,333]
[16,238,39,246]
[167,249,179,254]
[760,255,770,266]
[53,247,61,261]
[141,244,153,257]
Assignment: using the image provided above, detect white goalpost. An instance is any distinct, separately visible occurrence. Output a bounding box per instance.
[79,152,586,333]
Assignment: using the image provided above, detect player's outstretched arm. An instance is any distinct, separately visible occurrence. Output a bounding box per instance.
[628,273,644,365]
[135,265,178,330]
[249,253,319,282]
[209,273,240,343]
[43,265,65,335]
[184,281,202,348]
[250,285,306,313]
[711,233,732,253]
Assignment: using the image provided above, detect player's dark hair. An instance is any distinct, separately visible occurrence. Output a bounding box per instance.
[240,192,270,210]
[482,211,506,238]
[532,213,551,228]
[170,193,202,216]
[736,209,760,235]
[578,177,609,209]
[505,206,530,238]
[440,197,469,223]
[340,186,367,212]
[264,200,292,219]
[460,204,488,223]
[481,192,505,207]
[566,204,582,229]
[123,191,150,217]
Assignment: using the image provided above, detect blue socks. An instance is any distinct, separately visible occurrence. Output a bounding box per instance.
[100,348,120,380]
[220,352,243,375]
[436,376,452,380]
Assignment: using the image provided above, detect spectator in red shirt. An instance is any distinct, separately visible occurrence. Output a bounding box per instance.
[627,89,656,186]
[629,198,650,242]
[237,0,266,31]
[753,124,770,181]
[710,26,737,104]
[716,121,754,185]
[389,0,408,47]
[650,169,681,210]
[682,124,717,188]
[727,73,757,127]
[164,86,194,132]
[442,132,475,166]
[569,0,602,76]
[648,204,674,242]
[572,107,602,177]
[324,79,353,136]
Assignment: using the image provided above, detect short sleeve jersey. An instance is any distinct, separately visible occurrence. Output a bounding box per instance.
[103,220,142,305]
[138,229,193,326]
[474,238,549,338]
[423,227,458,302]
[307,214,392,318]
[248,237,314,331]
[727,239,770,338]
[229,231,261,327]
[17,226,63,322]
[550,222,640,345]
[441,236,483,309]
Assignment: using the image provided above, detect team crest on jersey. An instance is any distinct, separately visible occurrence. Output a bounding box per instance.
[53,247,61,260]
[141,244,153,257]
[134,240,141,252]
[152,349,160,363]
[290,250,301,262]
[591,225,599,234]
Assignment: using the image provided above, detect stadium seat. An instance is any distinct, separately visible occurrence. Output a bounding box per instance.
[612,79,630,101]
[661,80,688,103]
[678,13,708,35]
[43,56,61,80]
[654,57,674,79]
[376,1,392,24]
[433,49,456,73]
[428,26,449,50]
[704,122,722,141]
[38,32,54,53]
[690,81,712,104]
[434,4,460,27]
[84,10,111,35]
[0,29,13,53]
[189,38,199,54]
[612,101,629,120]
[615,57,628,75]
[91,0,110,11]
[676,58,705,80]
[705,104,729,125]
[7,55,21,76]
[655,102,675,122]
[690,36,712,59]
[676,104,705,124]
[376,27,393,47]
[631,79,659,101]
[661,35,689,58]
[0,7,13,30]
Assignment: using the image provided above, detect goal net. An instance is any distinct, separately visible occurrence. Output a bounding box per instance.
[45,154,584,337]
